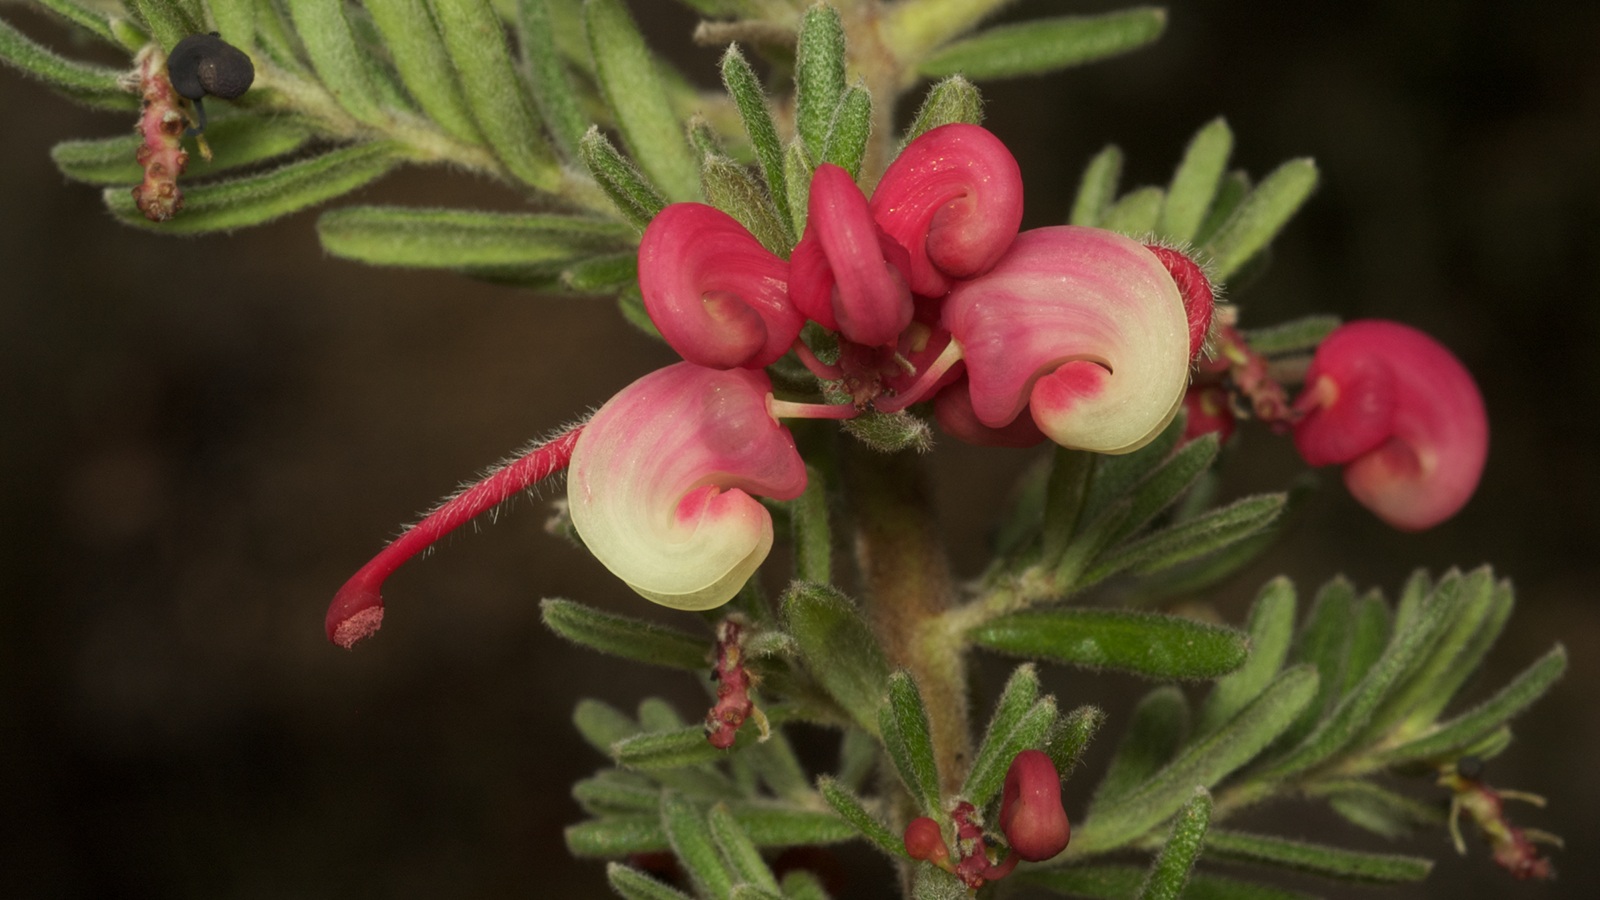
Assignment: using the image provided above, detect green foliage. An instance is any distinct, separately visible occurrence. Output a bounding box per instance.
[970,609,1249,681]
[879,671,942,814]
[918,8,1168,81]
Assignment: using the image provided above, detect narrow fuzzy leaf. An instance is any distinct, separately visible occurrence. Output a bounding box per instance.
[1239,315,1342,356]
[721,45,793,242]
[918,9,1167,80]
[1138,788,1212,900]
[433,0,562,191]
[1110,434,1220,545]
[836,727,878,791]
[842,410,933,454]
[1072,665,1317,854]
[1047,704,1105,776]
[1041,448,1094,564]
[901,74,984,147]
[1376,644,1566,767]
[1191,169,1250,249]
[104,141,401,233]
[779,871,830,900]
[817,775,904,859]
[972,609,1249,681]
[1158,118,1233,244]
[580,126,668,231]
[636,697,685,731]
[783,141,813,235]
[0,16,135,110]
[794,3,845,162]
[365,0,480,142]
[567,813,665,857]
[746,730,810,802]
[1070,144,1123,227]
[1367,568,1504,739]
[1053,498,1133,591]
[1086,494,1287,586]
[1100,185,1164,237]
[607,862,697,900]
[585,0,699,200]
[562,252,637,292]
[614,722,755,770]
[701,154,791,255]
[781,583,891,734]
[130,0,201,49]
[820,84,872,179]
[709,804,782,893]
[519,0,587,158]
[285,0,388,125]
[540,598,708,670]
[318,206,632,268]
[247,0,306,73]
[52,117,312,185]
[1082,414,1185,523]
[1023,865,1313,900]
[1203,158,1318,280]
[730,888,784,900]
[1195,577,1296,738]
[1094,687,1188,810]
[37,0,118,43]
[1274,578,1356,752]
[1205,829,1432,882]
[574,697,640,753]
[1315,780,1444,839]
[792,467,832,584]
[662,792,737,900]
[880,671,942,813]
[963,664,1041,800]
[573,771,659,815]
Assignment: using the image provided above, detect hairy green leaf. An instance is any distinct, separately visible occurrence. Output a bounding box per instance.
[1314,780,1444,839]
[1047,704,1105,776]
[1376,644,1566,767]
[607,862,696,900]
[972,609,1249,681]
[318,206,631,268]
[1110,434,1220,546]
[1094,686,1189,810]
[964,664,1041,802]
[880,672,942,813]
[1196,577,1295,737]
[1023,864,1314,900]
[721,45,793,243]
[701,154,790,255]
[794,3,845,162]
[37,0,119,43]
[573,770,660,815]
[540,598,708,670]
[836,727,878,791]
[0,15,135,110]
[585,0,698,200]
[579,126,668,230]
[918,9,1167,80]
[518,0,587,158]
[901,75,984,148]
[574,697,641,753]
[1139,788,1212,900]
[52,116,313,185]
[1082,415,1185,524]
[779,870,830,900]
[1039,448,1094,564]
[562,252,637,292]
[1101,185,1164,237]
[781,582,890,734]
[570,800,854,858]
[817,775,904,859]
[792,467,831,584]
[1071,144,1124,227]
[1239,315,1342,356]
[662,792,736,900]
[783,140,813,236]
[1086,494,1287,586]
[821,84,872,179]
[1205,829,1431,882]
[130,0,202,50]
[710,803,782,893]
[1274,577,1356,752]
[1370,568,1507,739]
[1158,118,1233,245]
[285,0,390,125]
[1203,158,1318,280]
[364,0,480,142]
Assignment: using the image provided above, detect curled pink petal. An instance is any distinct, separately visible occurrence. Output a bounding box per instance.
[639,203,800,369]
[999,750,1071,862]
[788,164,914,347]
[934,375,1047,448]
[871,123,1024,297]
[942,226,1192,454]
[325,427,582,648]
[1292,320,1487,531]
[568,363,808,610]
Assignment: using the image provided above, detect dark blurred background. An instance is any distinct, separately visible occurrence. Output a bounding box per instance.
[2,1,1596,897]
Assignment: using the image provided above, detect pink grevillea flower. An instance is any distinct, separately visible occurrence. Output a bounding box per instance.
[639,203,800,369]
[869,123,1025,298]
[999,749,1071,862]
[1292,320,1487,531]
[940,226,1196,454]
[325,426,583,648]
[567,363,808,610]
[789,163,915,348]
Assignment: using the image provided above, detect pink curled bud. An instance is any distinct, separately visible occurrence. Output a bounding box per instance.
[999,749,1070,862]
[639,203,801,369]
[870,124,1025,297]
[788,164,915,347]
[1291,320,1487,531]
[903,817,951,866]
[568,363,808,610]
[942,226,1192,454]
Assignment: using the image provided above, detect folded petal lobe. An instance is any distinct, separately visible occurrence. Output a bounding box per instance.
[789,164,914,346]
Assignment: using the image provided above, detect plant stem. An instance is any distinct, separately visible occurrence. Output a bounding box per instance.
[842,441,971,796]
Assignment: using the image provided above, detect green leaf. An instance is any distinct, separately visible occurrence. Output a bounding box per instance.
[817,775,904,859]
[1041,448,1094,564]
[52,117,313,185]
[1082,414,1185,524]
[1274,577,1356,752]
[0,15,136,111]
[574,770,660,815]
[835,727,877,791]
[1093,686,1188,809]
[1377,569,1511,737]
[1109,434,1220,546]
[1071,145,1123,227]
[842,409,933,454]
[317,206,631,268]
[779,870,830,900]
[963,664,1041,803]
[585,0,698,201]
[519,0,588,158]
[794,3,845,162]
[574,697,641,753]
[1139,789,1212,900]
[1239,315,1342,356]
[709,803,781,894]
[918,9,1167,80]
[1205,829,1431,882]
[580,126,668,231]
[285,0,389,125]
[792,467,832,584]
[567,813,665,857]
[971,609,1249,681]
[702,154,791,256]
[746,729,811,803]
[820,84,872,179]
[1191,170,1250,248]
[562,252,638,292]
[783,141,814,236]
[1195,578,1296,738]
[661,792,736,900]
[1047,704,1105,777]
[105,141,402,233]
[1100,185,1164,238]
[1314,780,1444,839]
[432,0,562,191]
[1158,118,1233,245]
[781,583,890,733]
[1085,494,1287,587]
[1073,665,1317,854]
[1375,644,1566,767]
[614,722,748,770]
[1202,158,1318,280]
[879,671,942,813]
[130,0,202,50]
[1023,865,1314,900]
[364,0,480,143]
[721,45,793,244]
[607,862,697,900]
[204,0,255,53]
[40,0,119,43]
[901,75,984,148]
[540,598,708,670]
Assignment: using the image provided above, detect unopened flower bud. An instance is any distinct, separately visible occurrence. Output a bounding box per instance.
[998,749,1070,862]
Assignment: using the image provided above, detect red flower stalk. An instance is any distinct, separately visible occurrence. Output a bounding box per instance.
[324,426,582,648]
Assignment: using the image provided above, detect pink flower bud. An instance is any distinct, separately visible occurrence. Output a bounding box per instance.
[638,203,801,369]
[567,363,808,610]
[942,226,1192,454]
[999,749,1070,862]
[870,124,1024,297]
[789,164,914,347]
[1182,384,1235,443]
[1292,320,1487,531]
[903,816,951,865]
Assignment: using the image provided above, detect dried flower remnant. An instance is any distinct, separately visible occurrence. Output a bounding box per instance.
[1439,758,1560,880]
[129,46,189,222]
[705,617,767,749]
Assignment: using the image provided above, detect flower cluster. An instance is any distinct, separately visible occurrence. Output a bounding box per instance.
[904,750,1070,888]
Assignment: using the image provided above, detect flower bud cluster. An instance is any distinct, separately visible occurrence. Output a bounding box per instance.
[903,750,1070,888]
